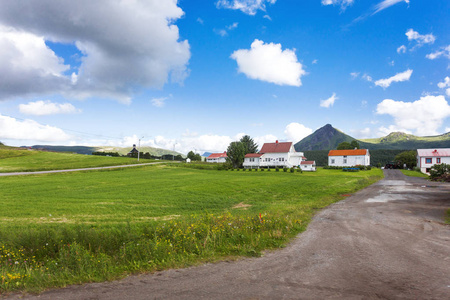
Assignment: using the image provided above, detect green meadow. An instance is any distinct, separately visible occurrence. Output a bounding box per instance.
[0,149,155,172]
[0,163,383,293]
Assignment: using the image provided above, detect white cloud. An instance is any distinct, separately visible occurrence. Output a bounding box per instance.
[19,100,80,116]
[426,45,450,60]
[373,0,410,15]
[231,39,306,87]
[320,93,338,108]
[312,59,318,64]
[362,74,373,82]
[0,1,190,102]
[284,123,313,142]
[151,97,168,108]
[263,15,272,21]
[376,95,450,136]
[438,76,450,97]
[197,18,204,24]
[397,45,407,54]
[216,0,276,15]
[215,22,239,37]
[351,127,372,139]
[254,134,278,148]
[374,69,413,88]
[350,72,360,79]
[321,0,354,11]
[405,28,436,46]
[0,114,71,142]
[377,125,412,137]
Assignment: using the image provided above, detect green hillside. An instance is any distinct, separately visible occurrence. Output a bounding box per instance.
[28,145,183,157]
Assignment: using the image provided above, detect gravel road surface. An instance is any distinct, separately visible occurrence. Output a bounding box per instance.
[6,170,450,299]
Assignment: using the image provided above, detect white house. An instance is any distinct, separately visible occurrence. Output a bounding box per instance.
[328,149,370,167]
[417,148,450,174]
[243,141,306,169]
[206,152,228,163]
[300,161,316,171]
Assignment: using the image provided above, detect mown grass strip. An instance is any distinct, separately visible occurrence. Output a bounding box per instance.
[400,169,429,178]
[0,166,383,293]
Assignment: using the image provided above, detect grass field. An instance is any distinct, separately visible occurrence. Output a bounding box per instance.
[0,149,155,172]
[0,165,383,293]
[400,169,429,178]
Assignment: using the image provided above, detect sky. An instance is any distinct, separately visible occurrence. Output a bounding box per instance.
[0,0,449,154]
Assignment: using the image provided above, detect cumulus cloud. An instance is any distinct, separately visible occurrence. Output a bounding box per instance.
[0,114,71,142]
[0,0,190,102]
[405,28,436,46]
[373,0,410,15]
[350,72,360,79]
[284,123,313,142]
[426,45,450,60]
[397,45,406,54]
[321,0,354,11]
[215,22,239,37]
[19,100,80,116]
[376,95,450,136]
[351,127,372,139]
[216,0,276,15]
[231,39,306,87]
[374,69,413,88]
[438,76,450,97]
[320,93,338,108]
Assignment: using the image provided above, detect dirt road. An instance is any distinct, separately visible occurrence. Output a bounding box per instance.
[8,170,450,299]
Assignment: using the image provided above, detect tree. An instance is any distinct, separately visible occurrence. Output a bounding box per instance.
[187,151,201,161]
[350,140,360,149]
[240,135,258,154]
[337,142,352,150]
[226,141,246,168]
[394,150,417,169]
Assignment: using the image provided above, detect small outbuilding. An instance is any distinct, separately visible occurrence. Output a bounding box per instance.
[127,144,139,157]
[300,161,316,171]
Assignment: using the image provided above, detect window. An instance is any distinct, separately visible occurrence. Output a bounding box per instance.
[425,158,432,164]
[331,159,335,164]
[279,157,284,162]
[437,158,441,163]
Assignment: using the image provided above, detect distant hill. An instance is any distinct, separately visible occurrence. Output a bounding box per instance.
[295,124,450,151]
[294,124,355,151]
[28,145,184,157]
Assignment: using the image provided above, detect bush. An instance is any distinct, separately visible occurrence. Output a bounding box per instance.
[297,168,302,173]
[429,163,450,182]
[290,168,295,173]
[275,167,279,172]
[283,167,288,172]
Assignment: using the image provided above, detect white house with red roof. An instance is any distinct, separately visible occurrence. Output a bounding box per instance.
[243,140,306,169]
[206,152,228,163]
[328,149,370,167]
[417,148,450,174]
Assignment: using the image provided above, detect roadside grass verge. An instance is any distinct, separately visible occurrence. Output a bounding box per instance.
[0,166,383,293]
[446,209,450,224]
[400,169,429,178]
[0,149,157,173]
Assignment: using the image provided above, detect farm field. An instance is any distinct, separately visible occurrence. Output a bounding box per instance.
[0,149,155,173]
[0,165,383,293]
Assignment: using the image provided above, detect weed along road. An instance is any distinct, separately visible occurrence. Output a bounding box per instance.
[9,170,450,300]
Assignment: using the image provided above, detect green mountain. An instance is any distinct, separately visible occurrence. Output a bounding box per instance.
[294,124,355,151]
[294,124,450,151]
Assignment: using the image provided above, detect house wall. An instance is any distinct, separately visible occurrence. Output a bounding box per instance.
[243,157,260,168]
[206,157,227,163]
[417,156,450,174]
[328,155,370,167]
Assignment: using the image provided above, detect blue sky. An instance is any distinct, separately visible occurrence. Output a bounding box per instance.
[0,0,449,154]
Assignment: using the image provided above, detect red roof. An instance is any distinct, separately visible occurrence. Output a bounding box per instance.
[245,153,263,158]
[301,161,315,165]
[208,152,227,158]
[328,149,368,156]
[417,148,450,157]
[260,141,293,153]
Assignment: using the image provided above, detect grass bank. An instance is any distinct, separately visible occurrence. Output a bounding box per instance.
[0,166,383,293]
[400,169,429,178]
[0,149,156,173]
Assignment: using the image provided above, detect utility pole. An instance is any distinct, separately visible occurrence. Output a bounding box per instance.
[138,136,144,162]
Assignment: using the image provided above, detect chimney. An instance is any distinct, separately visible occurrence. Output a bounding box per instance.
[276,140,278,144]
[133,144,136,148]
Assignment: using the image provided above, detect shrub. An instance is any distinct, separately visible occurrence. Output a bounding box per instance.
[275,167,279,172]
[296,168,302,173]
[429,163,450,182]
[283,167,288,172]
